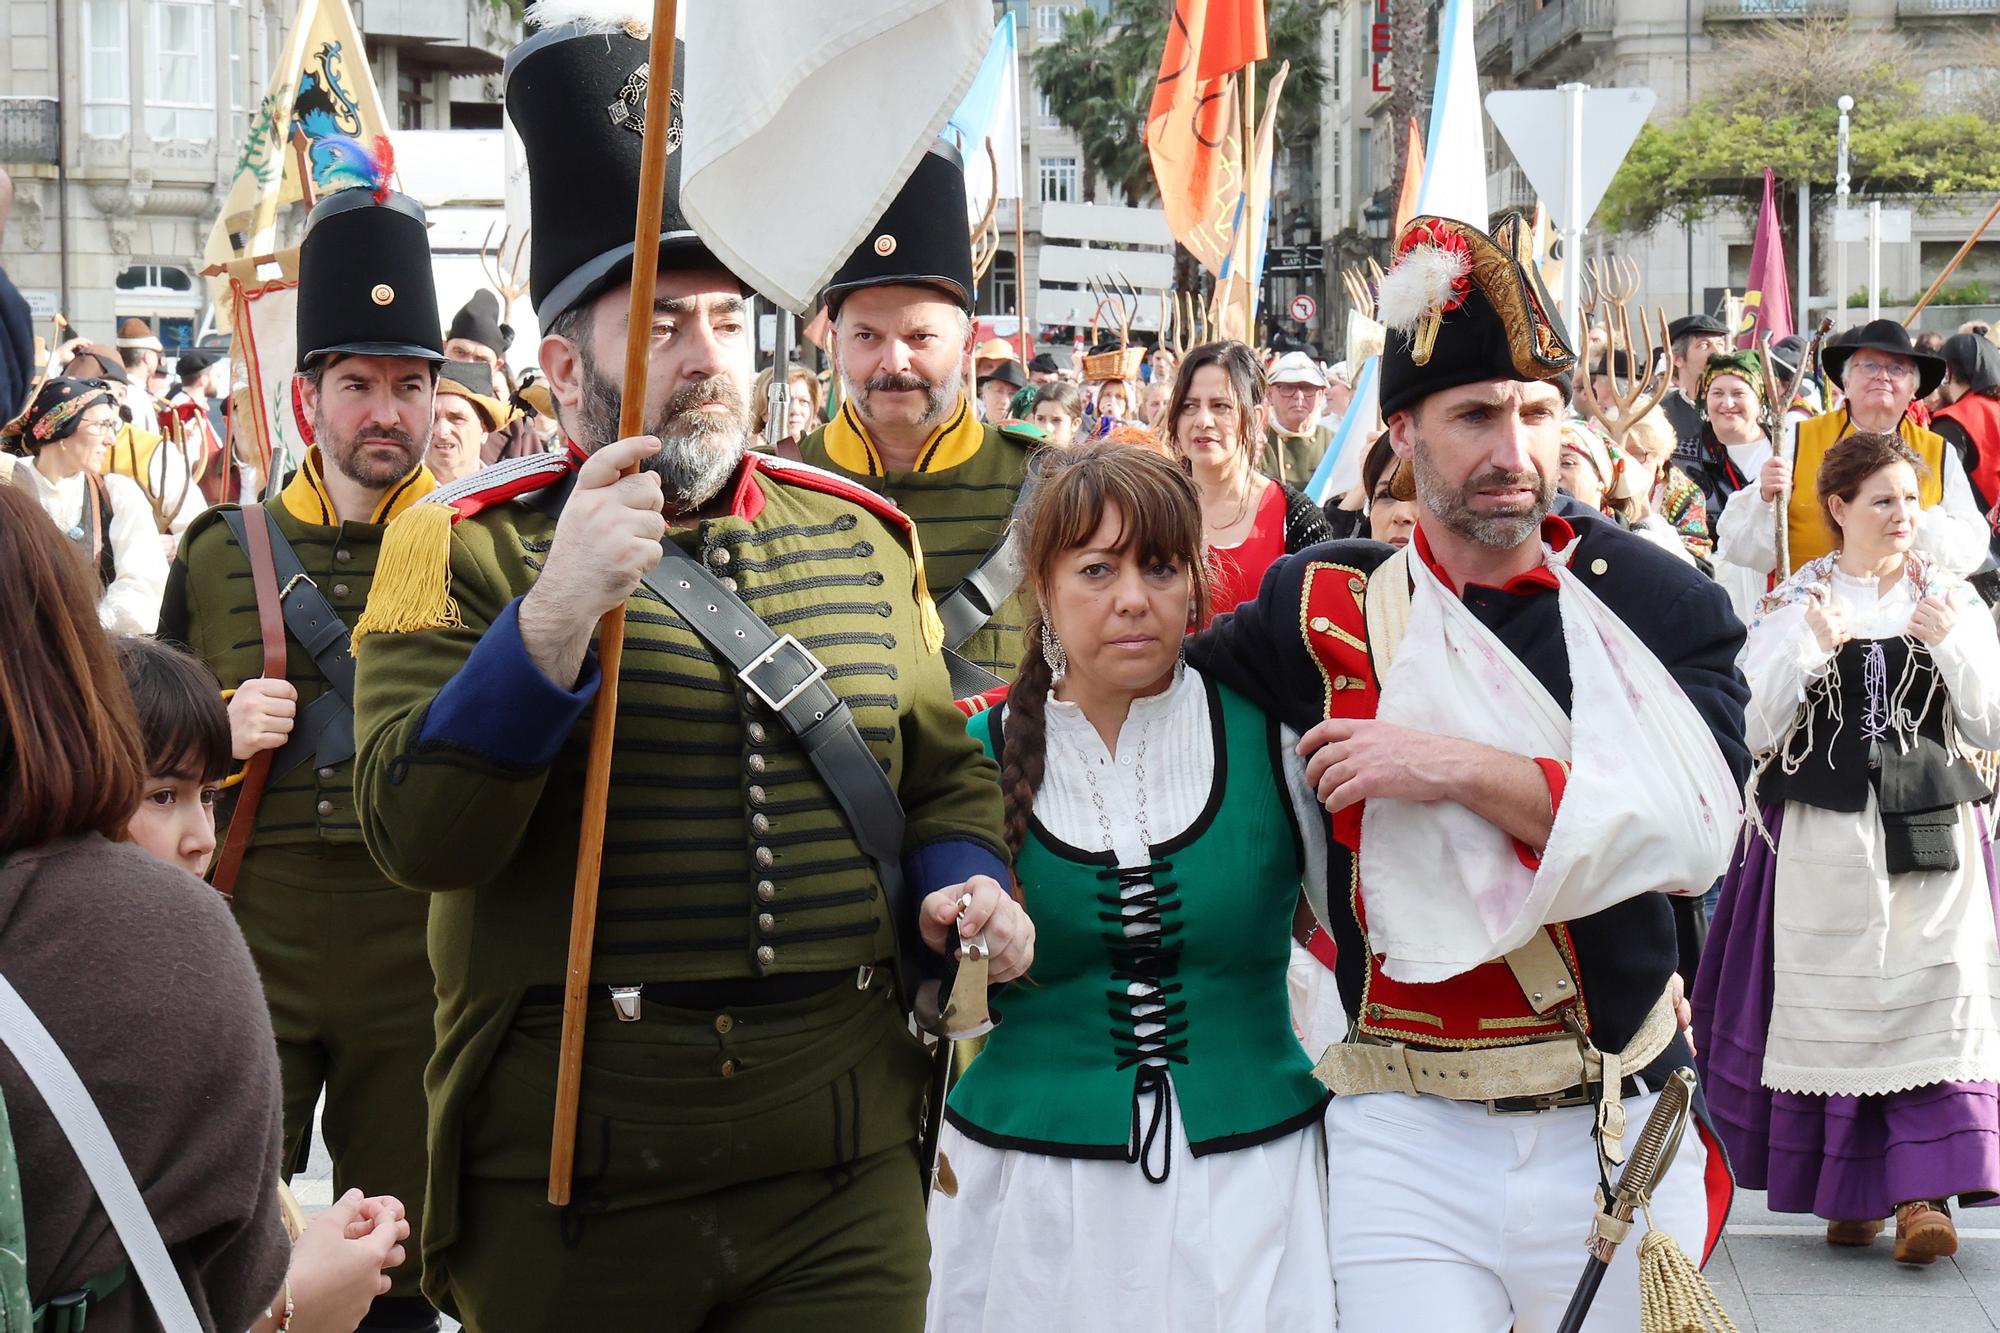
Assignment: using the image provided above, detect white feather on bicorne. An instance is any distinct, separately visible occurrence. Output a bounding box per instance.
[1375,244,1471,335]
[524,0,651,33]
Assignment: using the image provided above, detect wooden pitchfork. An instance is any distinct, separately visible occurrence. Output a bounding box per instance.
[1757,317,1834,579]
[969,142,1002,283]
[1574,256,1671,450]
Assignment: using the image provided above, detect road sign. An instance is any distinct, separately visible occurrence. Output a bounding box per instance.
[1834,208,1911,243]
[1289,293,1317,322]
[1483,86,1656,230]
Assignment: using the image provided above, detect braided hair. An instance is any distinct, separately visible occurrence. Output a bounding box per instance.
[997,440,1211,854]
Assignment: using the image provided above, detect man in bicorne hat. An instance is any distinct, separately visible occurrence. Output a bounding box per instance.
[1716,317,1991,580]
[160,164,445,1333]
[349,14,1025,1327]
[1187,213,1750,1330]
[796,143,1044,693]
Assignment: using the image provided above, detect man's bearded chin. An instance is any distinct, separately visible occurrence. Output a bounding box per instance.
[838,352,963,429]
[319,416,421,488]
[1412,435,1553,550]
[574,361,748,511]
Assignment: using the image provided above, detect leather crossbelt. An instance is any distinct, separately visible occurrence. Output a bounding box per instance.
[636,542,923,1009]
[1314,989,1678,1105]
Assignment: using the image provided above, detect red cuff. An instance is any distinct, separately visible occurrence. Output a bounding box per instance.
[1304,926,1339,971]
[1511,758,1571,870]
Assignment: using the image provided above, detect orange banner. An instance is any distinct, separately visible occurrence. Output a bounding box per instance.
[1146,0,1269,276]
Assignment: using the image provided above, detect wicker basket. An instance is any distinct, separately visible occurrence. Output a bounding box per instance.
[1082,346,1144,382]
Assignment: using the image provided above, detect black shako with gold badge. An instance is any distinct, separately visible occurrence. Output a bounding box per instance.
[159,173,446,1332]
[347,12,1009,1329]
[798,142,1042,692]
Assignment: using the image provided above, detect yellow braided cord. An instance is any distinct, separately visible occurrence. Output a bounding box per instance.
[1637,1230,1738,1333]
[352,501,461,644]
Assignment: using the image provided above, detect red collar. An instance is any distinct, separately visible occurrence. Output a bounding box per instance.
[1413,513,1575,596]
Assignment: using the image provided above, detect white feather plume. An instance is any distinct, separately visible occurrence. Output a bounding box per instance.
[525,0,649,33]
[1375,244,1471,335]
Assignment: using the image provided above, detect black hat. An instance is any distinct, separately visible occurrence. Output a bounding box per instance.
[822,143,975,315]
[63,346,127,384]
[1029,352,1059,375]
[1941,332,2000,394]
[1822,318,1946,399]
[447,290,513,356]
[1769,334,1807,380]
[1376,214,1575,421]
[978,359,1026,391]
[175,348,221,382]
[1666,314,1728,346]
[1590,349,1633,379]
[505,23,719,327]
[295,187,445,370]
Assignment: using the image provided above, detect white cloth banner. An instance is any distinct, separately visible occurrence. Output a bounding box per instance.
[681,0,991,314]
[1359,538,1741,982]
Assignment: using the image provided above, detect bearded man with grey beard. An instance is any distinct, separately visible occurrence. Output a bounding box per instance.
[346,14,1024,1326]
[796,142,1046,693]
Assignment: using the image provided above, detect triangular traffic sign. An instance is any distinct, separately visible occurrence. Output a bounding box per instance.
[1484,87,1655,228]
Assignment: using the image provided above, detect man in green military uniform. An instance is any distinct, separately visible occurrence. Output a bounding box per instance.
[797,143,1040,691]
[1259,350,1336,486]
[347,16,1029,1330]
[158,165,444,1332]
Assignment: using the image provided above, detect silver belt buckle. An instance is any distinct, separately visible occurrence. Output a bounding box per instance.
[739,634,828,712]
[856,964,875,991]
[608,984,643,1022]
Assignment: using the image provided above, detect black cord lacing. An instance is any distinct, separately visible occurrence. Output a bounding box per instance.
[1096,859,1189,1182]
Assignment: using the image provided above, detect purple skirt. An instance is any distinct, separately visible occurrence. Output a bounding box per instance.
[1693,803,2000,1221]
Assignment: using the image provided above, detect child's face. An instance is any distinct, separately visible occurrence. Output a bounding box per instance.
[127,775,221,877]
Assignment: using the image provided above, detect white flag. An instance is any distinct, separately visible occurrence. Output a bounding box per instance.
[681,0,992,314]
[1412,0,1489,229]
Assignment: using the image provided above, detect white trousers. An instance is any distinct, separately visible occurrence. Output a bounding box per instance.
[1326,1088,1709,1333]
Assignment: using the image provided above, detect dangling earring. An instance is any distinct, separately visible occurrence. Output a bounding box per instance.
[1040,621,1068,681]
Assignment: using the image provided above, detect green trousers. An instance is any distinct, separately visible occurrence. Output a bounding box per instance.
[436,972,931,1330]
[233,846,436,1302]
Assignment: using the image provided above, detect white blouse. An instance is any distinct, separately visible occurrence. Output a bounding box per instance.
[14,461,168,636]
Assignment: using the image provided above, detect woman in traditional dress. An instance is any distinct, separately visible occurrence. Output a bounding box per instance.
[0,376,167,634]
[1694,430,2000,1265]
[1688,352,1782,623]
[926,440,1334,1333]
[1167,340,1331,616]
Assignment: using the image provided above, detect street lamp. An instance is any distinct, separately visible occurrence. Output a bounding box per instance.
[1289,206,1315,248]
[1835,94,1854,327]
[1363,199,1391,264]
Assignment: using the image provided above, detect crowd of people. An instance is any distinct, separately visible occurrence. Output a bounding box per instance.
[4,11,2000,1333]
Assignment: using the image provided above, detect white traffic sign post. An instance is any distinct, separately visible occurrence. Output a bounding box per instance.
[1833,204,1909,322]
[1289,293,1317,323]
[1485,85,1656,344]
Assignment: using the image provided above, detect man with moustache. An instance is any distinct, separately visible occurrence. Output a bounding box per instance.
[347,16,1024,1328]
[1186,215,1749,1331]
[158,170,446,1333]
[797,142,1043,690]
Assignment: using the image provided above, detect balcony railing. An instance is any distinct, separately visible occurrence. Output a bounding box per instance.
[1514,0,1614,72]
[1475,0,1518,68]
[1489,164,1536,213]
[1896,0,2000,15]
[0,97,58,165]
[1705,0,1848,19]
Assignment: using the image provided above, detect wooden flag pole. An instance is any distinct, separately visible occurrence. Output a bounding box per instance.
[548,0,681,1207]
[1240,61,1258,341]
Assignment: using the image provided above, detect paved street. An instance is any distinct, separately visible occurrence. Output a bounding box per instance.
[296,1110,2000,1330]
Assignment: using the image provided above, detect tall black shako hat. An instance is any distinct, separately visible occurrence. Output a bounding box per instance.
[295,177,445,372]
[822,142,975,316]
[1376,213,1576,421]
[505,12,719,327]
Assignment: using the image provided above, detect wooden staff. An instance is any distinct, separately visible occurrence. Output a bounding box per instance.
[548,0,681,1207]
[1903,194,2000,328]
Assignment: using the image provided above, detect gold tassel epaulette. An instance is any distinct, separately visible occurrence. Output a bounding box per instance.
[909,526,946,653]
[352,501,460,644]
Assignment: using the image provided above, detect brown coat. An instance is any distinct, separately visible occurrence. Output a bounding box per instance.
[0,834,288,1330]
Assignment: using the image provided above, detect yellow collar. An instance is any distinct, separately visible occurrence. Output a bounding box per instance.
[822,396,983,476]
[278,448,438,527]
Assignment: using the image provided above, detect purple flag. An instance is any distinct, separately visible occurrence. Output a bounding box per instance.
[1741,168,1796,348]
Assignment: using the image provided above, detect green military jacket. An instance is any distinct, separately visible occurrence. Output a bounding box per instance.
[797,396,1037,683]
[1257,422,1336,490]
[159,449,438,856]
[348,447,1009,1257]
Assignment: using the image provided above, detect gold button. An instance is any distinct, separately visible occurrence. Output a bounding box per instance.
[1310,616,1332,633]
[708,546,731,568]
[758,912,775,932]
[370,283,394,305]
[720,1058,737,1077]
[756,879,776,902]
[1590,558,1608,576]
[1348,577,1366,594]
[756,945,776,966]
[714,1014,735,1035]
[873,233,897,256]
[747,722,767,745]
[1333,675,1351,690]
[720,576,737,592]
[316,799,334,816]
[748,754,766,775]
[751,813,770,834]
[747,785,766,806]
[754,847,774,869]
[332,583,351,598]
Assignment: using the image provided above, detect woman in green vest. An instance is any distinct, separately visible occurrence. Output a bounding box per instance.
[925,441,1333,1332]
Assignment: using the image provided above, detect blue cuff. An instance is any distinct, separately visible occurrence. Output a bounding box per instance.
[904,837,1011,910]
[417,596,600,767]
